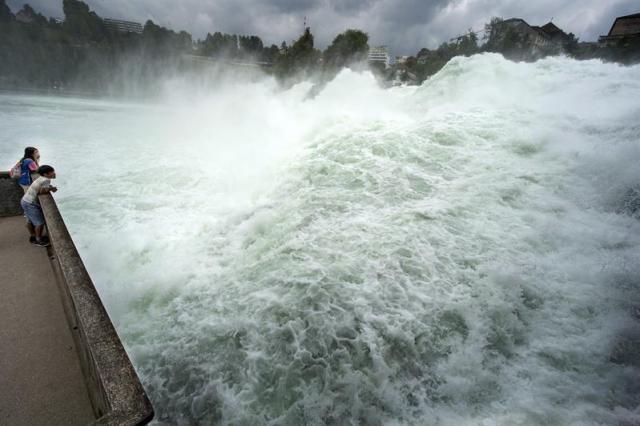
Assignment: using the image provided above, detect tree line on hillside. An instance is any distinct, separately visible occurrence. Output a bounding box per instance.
[1,0,639,94]
[392,17,639,84]
[0,0,194,92]
[0,0,369,94]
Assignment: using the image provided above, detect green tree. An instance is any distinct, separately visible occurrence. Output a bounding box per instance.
[62,0,107,41]
[563,33,579,55]
[483,17,503,50]
[322,29,369,72]
[261,44,280,63]
[274,27,320,81]
[457,29,479,56]
[201,32,243,58]
[484,17,531,60]
[143,20,191,55]
[239,35,263,54]
[0,0,14,23]
[288,27,317,67]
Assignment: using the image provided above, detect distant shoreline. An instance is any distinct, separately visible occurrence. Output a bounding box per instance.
[0,85,107,100]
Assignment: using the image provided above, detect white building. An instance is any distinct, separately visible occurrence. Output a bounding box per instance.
[368,46,390,68]
[103,18,143,34]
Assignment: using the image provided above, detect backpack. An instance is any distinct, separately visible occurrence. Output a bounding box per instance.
[9,161,22,179]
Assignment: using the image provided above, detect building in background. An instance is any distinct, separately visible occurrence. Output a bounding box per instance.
[599,12,640,45]
[14,8,35,23]
[532,22,573,45]
[496,18,553,52]
[14,5,46,24]
[368,46,390,68]
[103,18,143,34]
[489,18,575,57]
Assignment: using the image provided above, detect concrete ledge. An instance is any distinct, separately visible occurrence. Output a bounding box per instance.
[0,173,153,425]
[0,171,23,216]
[40,193,154,426]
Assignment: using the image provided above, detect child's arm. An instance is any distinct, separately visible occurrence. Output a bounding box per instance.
[39,186,57,194]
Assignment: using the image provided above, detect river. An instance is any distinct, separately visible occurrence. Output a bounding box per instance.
[1,53,639,425]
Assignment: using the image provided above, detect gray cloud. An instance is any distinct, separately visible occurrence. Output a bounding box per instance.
[266,0,320,13]
[378,0,451,26]
[329,0,373,14]
[6,0,639,55]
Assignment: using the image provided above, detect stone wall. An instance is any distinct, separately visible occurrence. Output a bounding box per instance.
[39,194,154,425]
[0,173,154,425]
[0,172,23,216]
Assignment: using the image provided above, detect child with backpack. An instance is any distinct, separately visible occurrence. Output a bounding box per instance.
[9,147,40,192]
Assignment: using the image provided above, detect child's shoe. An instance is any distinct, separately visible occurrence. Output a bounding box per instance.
[34,239,50,247]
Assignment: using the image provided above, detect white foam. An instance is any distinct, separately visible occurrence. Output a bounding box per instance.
[1,54,639,425]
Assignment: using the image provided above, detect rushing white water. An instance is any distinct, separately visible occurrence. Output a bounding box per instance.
[2,54,640,425]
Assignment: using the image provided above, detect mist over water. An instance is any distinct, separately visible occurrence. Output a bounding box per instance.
[2,54,640,425]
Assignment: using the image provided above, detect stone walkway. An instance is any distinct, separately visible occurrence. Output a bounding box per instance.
[0,215,95,425]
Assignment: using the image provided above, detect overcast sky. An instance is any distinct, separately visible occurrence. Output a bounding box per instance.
[6,0,638,55]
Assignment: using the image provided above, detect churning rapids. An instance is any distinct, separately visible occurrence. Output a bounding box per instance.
[2,54,640,425]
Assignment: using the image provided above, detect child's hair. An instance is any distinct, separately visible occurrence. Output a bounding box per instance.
[38,165,55,175]
[22,147,38,162]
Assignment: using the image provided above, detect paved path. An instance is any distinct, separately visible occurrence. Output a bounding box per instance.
[0,215,95,425]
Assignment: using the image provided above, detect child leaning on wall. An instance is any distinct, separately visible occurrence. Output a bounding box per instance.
[21,165,57,247]
[18,147,40,193]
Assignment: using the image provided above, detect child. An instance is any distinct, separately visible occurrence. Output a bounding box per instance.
[18,147,40,193]
[21,165,57,247]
